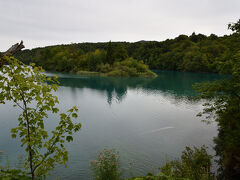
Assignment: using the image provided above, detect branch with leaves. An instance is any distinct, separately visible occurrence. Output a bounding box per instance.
[0,57,81,179]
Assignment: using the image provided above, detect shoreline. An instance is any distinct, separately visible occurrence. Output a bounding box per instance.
[72,70,158,78]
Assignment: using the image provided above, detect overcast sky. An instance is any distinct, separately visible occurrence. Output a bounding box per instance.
[0,0,239,51]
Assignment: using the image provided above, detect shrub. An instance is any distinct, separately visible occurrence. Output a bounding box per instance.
[97,63,112,73]
[106,58,157,77]
[0,168,30,180]
[159,146,214,180]
[90,149,122,180]
[126,146,215,180]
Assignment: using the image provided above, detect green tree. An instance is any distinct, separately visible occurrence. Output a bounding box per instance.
[90,149,122,180]
[113,44,128,61]
[159,146,213,180]
[228,19,240,33]
[120,146,214,180]
[14,20,240,75]
[194,58,240,180]
[87,49,106,71]
[194,19,240,179]
[0,57,81,179]
[106,41,114,65]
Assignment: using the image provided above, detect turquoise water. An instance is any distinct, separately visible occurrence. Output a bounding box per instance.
[0,71,224,179]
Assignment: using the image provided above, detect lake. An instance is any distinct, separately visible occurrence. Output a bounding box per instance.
[0,71,223,179]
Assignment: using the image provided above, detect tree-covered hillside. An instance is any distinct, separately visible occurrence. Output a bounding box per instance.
[15,29,240,75]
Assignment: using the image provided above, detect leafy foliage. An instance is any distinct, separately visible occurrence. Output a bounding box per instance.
[0,57,81,179]
[90,149,122,180]
[106,41,114,65]
[193,19,240,179]
[107,58,157,77]
[15,20,240,75]
[228,19,240,33]
[0,168,31,180]
[127,146,214,180]
[159,146,213,180]
[194,66,240,179]
[15,44,155,77]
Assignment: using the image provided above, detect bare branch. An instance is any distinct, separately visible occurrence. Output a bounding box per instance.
[0,41,25,68]
[4,41,25,56]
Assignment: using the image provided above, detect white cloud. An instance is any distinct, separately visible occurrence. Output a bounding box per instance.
[0,0,239,50]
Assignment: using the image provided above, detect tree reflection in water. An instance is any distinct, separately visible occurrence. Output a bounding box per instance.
[49,71,225,105]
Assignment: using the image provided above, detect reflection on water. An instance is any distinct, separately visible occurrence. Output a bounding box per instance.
[53,70,223,105]
[0,71,225,179]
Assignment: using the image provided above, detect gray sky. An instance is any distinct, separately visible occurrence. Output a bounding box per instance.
[0,0,239,51]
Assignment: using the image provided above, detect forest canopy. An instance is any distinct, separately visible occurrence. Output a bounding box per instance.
[15,30,240,76]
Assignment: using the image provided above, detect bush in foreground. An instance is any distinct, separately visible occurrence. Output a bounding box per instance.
[90,146,215,180]
[128,146,215,180]
[90,149,122,180]
[0,168,30,180]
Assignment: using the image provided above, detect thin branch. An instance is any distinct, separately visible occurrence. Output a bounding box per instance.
[13,99,25,111]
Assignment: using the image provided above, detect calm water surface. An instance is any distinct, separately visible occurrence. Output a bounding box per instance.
[0,71,224,179]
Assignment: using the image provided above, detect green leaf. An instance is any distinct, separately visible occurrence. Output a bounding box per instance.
[11,134,17,138]
[60,113,67,120]
[72,113,78,118]
[66,136,73,142]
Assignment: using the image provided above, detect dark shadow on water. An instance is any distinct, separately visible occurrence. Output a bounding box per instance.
[48,70,226,105]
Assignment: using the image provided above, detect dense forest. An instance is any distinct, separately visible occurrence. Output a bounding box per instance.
[15,29,240,75]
